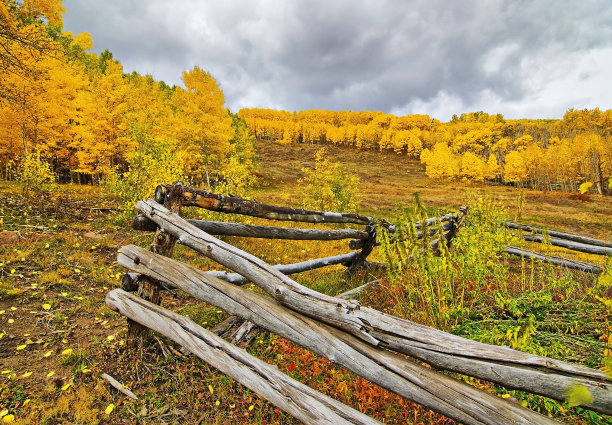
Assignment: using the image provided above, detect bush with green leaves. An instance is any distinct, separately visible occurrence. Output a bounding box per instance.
[17,152,56,195]
[298,148,360,212]
[102,136,185,223]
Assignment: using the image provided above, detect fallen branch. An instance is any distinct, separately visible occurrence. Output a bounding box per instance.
[107,290,381,425]
[506,246,603,274]
[102,373,138,400]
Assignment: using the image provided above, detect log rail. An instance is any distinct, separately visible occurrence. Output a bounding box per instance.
[110,183,611,424]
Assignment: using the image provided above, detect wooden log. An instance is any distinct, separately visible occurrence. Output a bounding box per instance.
[413,212,460,229]
[349,223,452,250]
[156,184,373,225]
[134,199,612,414]
[504,221,612,248]
[523,235,612,255]
[506,246,603,274]
[121,272,140,292]
[117,247,559,425]
[346,226,378,273]
[206,251,360,285]
[210,315,243,335]
[133,215,369,241]
[107,290,382,425]
[127,183,182,344]
[122,252,360,291]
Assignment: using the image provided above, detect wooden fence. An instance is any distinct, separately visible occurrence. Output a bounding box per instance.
[504,221,609,274]
[106,182,611,424]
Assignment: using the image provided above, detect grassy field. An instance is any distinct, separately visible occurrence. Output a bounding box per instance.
[0,139,610,424]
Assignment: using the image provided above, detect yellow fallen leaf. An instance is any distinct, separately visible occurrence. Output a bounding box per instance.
[42,304,51,310]
[22,372,32,377]
[0,311,4,315]
[16,345,26,350]
[7,319,14,324]
[0,408,7,417]
[46,371,55,378]
[0,333,4,339]
[62,348,73,355]
[1,414,15,423]
[208,385,214,394]
[1,371,11,374]
[23,333,29,336]
[61,339,67,343]
[107,335,115,341]
[10,307,16,311]
[61,382,72,391]
[501,393,510,398]
[215,400,220,406]
[105,404,114,415]
[248,405,254,411]
[45,243,50,249]
[43,351,52,358]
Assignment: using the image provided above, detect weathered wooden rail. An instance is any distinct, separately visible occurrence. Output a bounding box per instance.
[109,183,611,424]
[503,221,610,274]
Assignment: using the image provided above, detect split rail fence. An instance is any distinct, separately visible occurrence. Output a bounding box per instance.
[106,182,612,425]
[504,221,610,275]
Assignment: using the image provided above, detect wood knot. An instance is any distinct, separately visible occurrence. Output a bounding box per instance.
[134,256,141,265]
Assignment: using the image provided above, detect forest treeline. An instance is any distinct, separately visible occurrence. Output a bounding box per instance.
[0,0,255,192]
[1,1,610,196]
[238,108,612,194]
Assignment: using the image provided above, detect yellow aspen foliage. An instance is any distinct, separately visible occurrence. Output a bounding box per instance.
[172,66,233,185]
[485,154,500,179]
[503,151,528,184]
[420,143,459,180]
[459,151,486,182]
[512,134,533,151]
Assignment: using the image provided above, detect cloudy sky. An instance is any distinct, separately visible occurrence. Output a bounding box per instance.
[62,0,612,121]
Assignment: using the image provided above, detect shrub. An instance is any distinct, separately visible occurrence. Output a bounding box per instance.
[17,152,56,195]
[298,148,360,212]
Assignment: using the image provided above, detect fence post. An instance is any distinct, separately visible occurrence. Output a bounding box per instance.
[126,181,184,346]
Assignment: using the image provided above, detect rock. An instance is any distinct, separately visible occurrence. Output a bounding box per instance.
[83,231,104,241]
[0,231,19,246]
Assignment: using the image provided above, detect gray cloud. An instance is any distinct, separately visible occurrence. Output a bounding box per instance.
[62,0,612,120]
